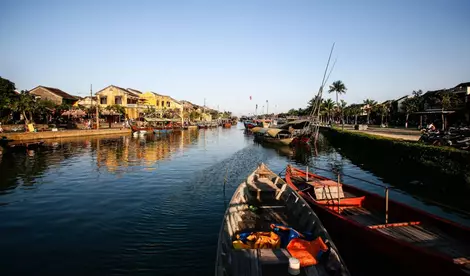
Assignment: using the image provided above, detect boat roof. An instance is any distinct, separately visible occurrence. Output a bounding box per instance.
[267,128,290,137]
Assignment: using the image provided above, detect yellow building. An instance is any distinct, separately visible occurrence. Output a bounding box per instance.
[139,91,183,118]
[95,85,141,119]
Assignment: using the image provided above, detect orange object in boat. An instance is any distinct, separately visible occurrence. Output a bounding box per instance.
[286,237,328,267]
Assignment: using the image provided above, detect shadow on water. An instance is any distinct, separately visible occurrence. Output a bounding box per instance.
[320,131,470,212]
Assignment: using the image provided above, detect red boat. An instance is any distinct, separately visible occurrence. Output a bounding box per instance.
[130,125,152,133]
[285,165,470,276]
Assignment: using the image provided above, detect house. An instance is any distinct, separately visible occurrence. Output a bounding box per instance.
[180,100,213,121]
[95,85,140,119]
[139,91,183,117]
[391,95,409,113]
[29,86,78,105]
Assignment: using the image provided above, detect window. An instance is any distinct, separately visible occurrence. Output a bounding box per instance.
[100,97,107,104]
[161,101,164,107]
[115,96,122,105]
[156,100,159,106]
[167,101,170,107]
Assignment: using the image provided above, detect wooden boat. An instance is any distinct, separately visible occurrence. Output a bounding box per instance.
[215,163,349,276]
[244,121,257,129]
[130,125,151,133]
[253,128,294,146]
[223,122,232,128]
[285,165,470,276]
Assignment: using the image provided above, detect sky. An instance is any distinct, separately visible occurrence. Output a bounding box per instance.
[1,0,469,115]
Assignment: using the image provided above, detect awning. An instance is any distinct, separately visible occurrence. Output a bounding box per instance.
[61,109,86,117]
[251,127,263,133]
[267,128,290,137]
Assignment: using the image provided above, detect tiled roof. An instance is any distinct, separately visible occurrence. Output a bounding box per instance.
[33,86,78,100]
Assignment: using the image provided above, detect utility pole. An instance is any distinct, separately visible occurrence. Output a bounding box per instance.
[266,100,269,115]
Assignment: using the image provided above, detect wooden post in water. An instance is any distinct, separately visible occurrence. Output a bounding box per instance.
[306,166,309,182]
[385,187,389,225]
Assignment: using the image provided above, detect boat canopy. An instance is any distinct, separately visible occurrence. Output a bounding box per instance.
[267,128,290,137]
[251,127,263,133]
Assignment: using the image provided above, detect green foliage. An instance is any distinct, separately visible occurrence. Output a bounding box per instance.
[328,80,347,98]
[0,77,17,110]
[326,128,470,178]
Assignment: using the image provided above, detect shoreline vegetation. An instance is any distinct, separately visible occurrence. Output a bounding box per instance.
[321,127,470,184]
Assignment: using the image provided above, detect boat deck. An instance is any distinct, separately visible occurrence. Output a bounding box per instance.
[292,175,470,271]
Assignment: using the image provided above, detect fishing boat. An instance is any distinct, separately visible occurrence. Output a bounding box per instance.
[285,165,470,276]
[130,124,151,133]
[216,163,349,276]
[244,120,257,129]
[253,128,294,146]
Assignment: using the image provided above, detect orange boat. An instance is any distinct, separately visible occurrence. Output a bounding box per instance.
[223,122,232,128]
[285,165,470,276]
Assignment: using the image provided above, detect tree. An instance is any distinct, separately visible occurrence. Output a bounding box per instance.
[401,97,419,128]
[363,99,377,124]
[306,95,322,115]
[374,103,390,125]
[339,99,347,128]
[322,99,335,123]
[0,77,18,122]
[12,91,37,123]
[435,91,461,130]
[328,80,347,122]
[349,104,363,125]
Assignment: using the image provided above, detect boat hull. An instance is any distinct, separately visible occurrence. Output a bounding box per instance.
[285,166,470,276]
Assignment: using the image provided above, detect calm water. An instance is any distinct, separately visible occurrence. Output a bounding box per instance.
[1,124,469,275]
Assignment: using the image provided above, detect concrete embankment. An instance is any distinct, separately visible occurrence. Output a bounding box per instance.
[321,127,470,185]
[2,128,131,141]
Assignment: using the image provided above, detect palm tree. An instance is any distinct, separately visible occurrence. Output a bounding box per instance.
[328,80,347,122]
[363,99,377,124]
[322,99,335,124]
[350,104,363,125]
[402,97,419,128]
[339,99,347,129]
[374,103,389,125]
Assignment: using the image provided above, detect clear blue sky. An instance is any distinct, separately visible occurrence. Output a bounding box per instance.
[1,0,469,115]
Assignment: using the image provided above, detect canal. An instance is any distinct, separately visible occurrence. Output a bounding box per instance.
[0,125,469,275]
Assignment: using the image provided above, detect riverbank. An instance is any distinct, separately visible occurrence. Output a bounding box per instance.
[337,125,421,141]
[322,127,470,184]
[2,128,131,141]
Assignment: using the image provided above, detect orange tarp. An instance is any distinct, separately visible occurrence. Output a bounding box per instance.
[287,237,328,267]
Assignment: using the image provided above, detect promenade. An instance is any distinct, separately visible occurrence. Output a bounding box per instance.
[2,128,131,141]
[339,125,421,141]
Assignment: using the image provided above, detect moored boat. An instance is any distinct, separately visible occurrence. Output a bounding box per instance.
[253,128,294,146]
[285,165,470,276]
[223,122,232,128]
[216,163,349,276]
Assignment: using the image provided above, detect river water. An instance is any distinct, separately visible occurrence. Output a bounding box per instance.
[0,124,469,275]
